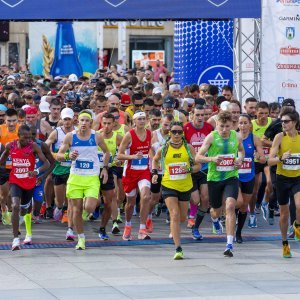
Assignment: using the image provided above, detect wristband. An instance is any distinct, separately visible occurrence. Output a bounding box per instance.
[152,169,158,175]
[34,169,40,175]
[188,166,193,173]
[64,152,69,160]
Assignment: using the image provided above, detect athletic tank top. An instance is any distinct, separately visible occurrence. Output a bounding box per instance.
[252,117,272,156]
[0,124,20,169]
[9,140,36,190]
[152,129,167,175]
[52,127,72,176]
[277,132,300,177]
[173,110,180,122]
[207,130,239,182]
[184,121,213,171]
[123,129,151,175]
[45,116,59,129]
[161,143,193,192]
[238,133,255,182]
[125,106,134,118]
[97,131,117,168]
[70,130,100,176]
[36,120,46,142]
[114,124,125,137]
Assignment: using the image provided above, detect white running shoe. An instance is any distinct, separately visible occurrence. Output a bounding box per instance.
[12,238,21,251]
[23,235,32,245]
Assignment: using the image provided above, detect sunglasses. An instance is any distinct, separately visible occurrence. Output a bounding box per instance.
[281,119,292,124]
[171,130,183,135]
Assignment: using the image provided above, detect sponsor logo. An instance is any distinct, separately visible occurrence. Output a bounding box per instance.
[279,14,300,21]
[280,45,300,55]
[277,0,300,6]
[278,97,285,104]
[207,0,229,7]
[286,27,295,40]
[198,65,233,94]
[281,80,298,88]
[276,63,300,69]
[0,0,24,7]
[104,0,127,7]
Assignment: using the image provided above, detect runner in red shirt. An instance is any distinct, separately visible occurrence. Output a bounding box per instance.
[0,125,49,251]
[118,111,152,241]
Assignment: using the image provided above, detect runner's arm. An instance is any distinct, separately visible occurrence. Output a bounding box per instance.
[116,134,123,147]
[45,129,57,148]
[268,133,283,166]
[188,144,201,173]
[195,133,213,164]
[56,133,72,161]
[235,136,245,166]
[92,114,101,130]
[254,135,266,164]
[96,133,111,167]
[152,147,162,170]
[117,132,136,161]
[32,143,50,175]
[39,142,56,180]
[261,135,272,148]
[0,143,11,167]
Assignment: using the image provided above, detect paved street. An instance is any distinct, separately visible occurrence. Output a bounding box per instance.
[0,213,299,300]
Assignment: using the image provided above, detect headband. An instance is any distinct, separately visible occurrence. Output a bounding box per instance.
[133,112,146,120]
[169,84,181,92]
[79,112,92,120]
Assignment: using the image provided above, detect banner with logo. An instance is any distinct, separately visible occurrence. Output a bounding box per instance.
[174,20,234,93]
[29,22,98,77]
[261,0,300,109]
[0,1,261,20]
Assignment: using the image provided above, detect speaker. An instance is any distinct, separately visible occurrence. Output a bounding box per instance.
[0,22,9,42]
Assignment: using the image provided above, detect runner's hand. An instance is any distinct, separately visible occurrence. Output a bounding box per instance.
[69,150,79,160]
[28,170,38,178]
[132,152,143,160]
[36,176,43,186]
[100,168,108,184]
[281,151,291,161]
[152,174,158,184]
[211,156,222,164]
[234,158,243,168]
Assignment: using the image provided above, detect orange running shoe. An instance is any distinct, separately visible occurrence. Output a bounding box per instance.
[61,210,68,224]
[138,228,151,240]
[146,218,153,233]
[187,218,195,228]
[122,225,132,241]
[40,202,46,216]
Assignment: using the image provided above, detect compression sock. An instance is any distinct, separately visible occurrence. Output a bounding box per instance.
[24,213,32,236]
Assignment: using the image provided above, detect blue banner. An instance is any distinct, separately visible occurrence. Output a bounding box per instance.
[0,1,261,20]
[174,20,234,92]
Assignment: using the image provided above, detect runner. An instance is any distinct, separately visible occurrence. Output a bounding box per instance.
[118,111,152,240]
[0,125,49,250]
[152,121,199,259]
[196,111,245,257]
[56,110,110,250]
[184,104,213,239]
[236,114,265,243]
[268,110,300,258]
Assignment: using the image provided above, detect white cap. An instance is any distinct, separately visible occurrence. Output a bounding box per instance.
[21,104,31,110]
[7,75,15,80]
[183,97,195,106]
[153,87,163,95]
[54,76,62,81]
[220,101,230,111]
[68,74,78,82]
[41,96,48,103]
[37,79,44,84]
[39,101,51,113]
[61,108,74,120]
[105,92,112,98]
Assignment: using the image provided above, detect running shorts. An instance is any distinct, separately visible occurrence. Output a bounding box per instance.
[276,175,300,206]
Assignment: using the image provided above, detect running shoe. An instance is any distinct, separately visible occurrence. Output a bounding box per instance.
[82,210,90,221]
[192,228,203,240]
[212,219,223,235]
[261,202,269,222]
[111,222,120,235]
[173,249,184,260]
[146,218,153,233]
[187,218,195,228]
[274,208,280,217]
[66,228,75,241]
[154,203,162,217]
[2,211,11,225]
[169,232,173,239]
[75,237,86,250]
[293,221,300,241]
[283,243,292,258]
[166,215,170,224]
[248,214,257,228]
[32,215,42,224]
[138,228,151,240]
[12,238,20,251]
[220,215,226,226]
[40,202,46,217]
[288,225,295,239]
[45,207,53,219]
[122,225,132,241]
[23,235,32,245]
[254,204,261,214]
[90,207,100,221]
[99,230,109,241]
[268,209,274,225]
[235,232,243,244]
[61,210,68,223]
[116,213,123,224]
[224,244,233,257]
[53,207,63,221]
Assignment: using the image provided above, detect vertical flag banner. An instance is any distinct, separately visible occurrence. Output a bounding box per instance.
[261,0,300,110]
[29,22,98,77]
[174,20,234,92]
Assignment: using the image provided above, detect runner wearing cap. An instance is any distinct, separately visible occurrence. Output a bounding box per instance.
[162,96,187,124]
[268,109,300,258]
[118,111,152,240]
[0,104,7,125]
[0,108,20,225]
[0,125,50,251]
[56,110,110,250]
[46,108,76,240]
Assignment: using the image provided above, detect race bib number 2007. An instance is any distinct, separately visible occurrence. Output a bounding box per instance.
[216,154,235,172]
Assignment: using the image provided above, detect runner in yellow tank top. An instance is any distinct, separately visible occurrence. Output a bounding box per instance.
[269,110,300,258]
[152,121,199,260]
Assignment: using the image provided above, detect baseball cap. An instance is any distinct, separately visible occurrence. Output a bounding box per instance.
[48,89,57,96]
[163,96,175,108]
[7,75,15,81]
[39,101,51,113]
[282,98,295,108]
[54,76,62,81]
[65,91,76,102]
[41,96,48,103]
[153,87,163,95]
[0,104,7,112]
[68,74,78,82]
[121,94,131,106]
[61,107,74,120]
[33,95,41,103]
[220,101,230,111]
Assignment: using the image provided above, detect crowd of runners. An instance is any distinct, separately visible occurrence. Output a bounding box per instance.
[0,65,299,260]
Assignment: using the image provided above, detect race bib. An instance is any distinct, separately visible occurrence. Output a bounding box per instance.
[169,162,187,180]
[14,167,29,178]
[191,141,202,154]
[75,159,94,170]
[98,152,113,168]
[216,154,235,171]
[238,157,252,174]
[131,155,149,170]
[282,153,300,170]
[60,160,72,167]
[263,147,270,156]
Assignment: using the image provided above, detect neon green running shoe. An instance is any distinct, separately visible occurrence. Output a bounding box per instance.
[75,237,86,250]
[173,250,184,260]
[82,210,90,221]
